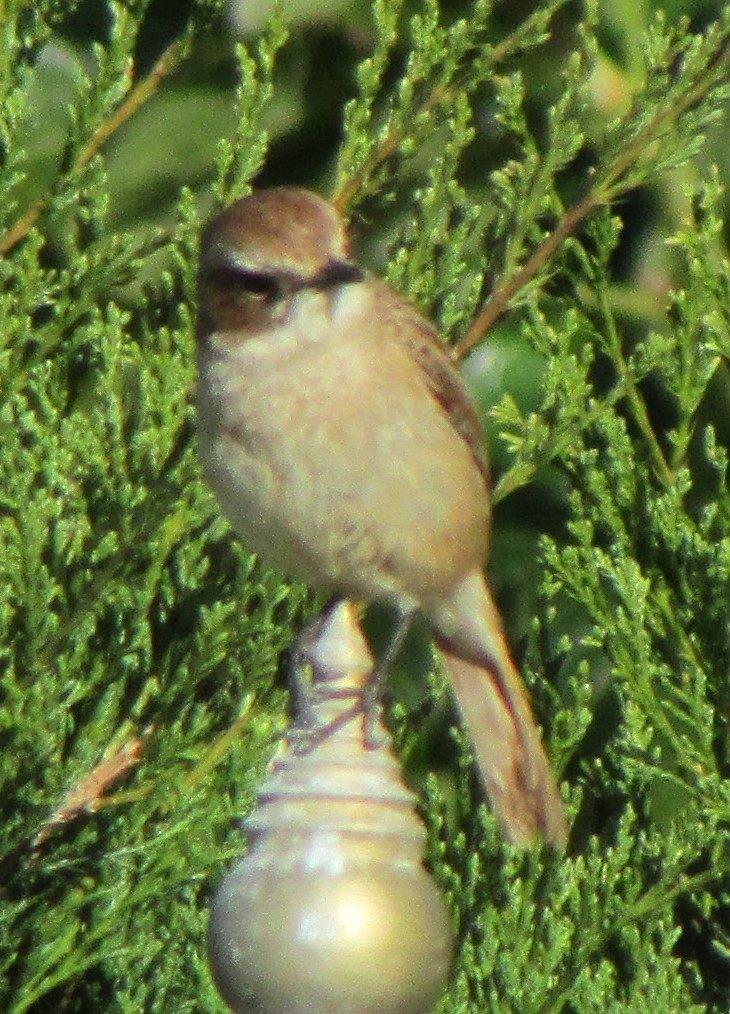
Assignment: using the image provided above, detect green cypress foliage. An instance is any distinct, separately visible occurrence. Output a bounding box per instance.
[2,1,730,1011]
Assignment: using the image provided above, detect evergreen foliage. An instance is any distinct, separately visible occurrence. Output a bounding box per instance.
[2,0,730,1011]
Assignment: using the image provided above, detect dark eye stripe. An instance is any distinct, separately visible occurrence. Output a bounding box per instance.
[203,259,363,300]
[312,261,364,289]
[206,264,282,300]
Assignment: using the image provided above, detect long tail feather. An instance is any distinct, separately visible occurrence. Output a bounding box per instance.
[437,637,567,848]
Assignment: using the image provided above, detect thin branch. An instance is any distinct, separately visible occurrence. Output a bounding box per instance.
[455,31,730,360]
[0,36,188,257]
[31,735,145,849]
[332,0,569,216]
[456,190,601,359]
[596,282,676,487]
[332,79,452,217]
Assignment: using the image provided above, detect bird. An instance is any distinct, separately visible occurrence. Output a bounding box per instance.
[195,186,567,848]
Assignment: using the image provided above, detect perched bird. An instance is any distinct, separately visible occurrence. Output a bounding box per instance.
[196,187,567,848]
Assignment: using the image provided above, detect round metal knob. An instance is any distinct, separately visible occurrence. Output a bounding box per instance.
[208,603,453,1013]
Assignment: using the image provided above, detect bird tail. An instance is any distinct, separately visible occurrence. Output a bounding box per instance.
[435,600,567,848]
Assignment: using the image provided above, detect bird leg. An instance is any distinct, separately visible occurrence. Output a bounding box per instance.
[287,602,415,752]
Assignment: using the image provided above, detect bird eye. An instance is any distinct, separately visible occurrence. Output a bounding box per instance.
[236,270,281,299]
[207,264,282,301]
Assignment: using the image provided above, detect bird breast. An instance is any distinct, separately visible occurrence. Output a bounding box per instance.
[197,282,489,603]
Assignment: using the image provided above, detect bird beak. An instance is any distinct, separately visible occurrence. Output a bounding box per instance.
[310,261,364,291]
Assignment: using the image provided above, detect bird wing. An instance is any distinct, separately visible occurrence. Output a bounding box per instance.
[384,290,490,489]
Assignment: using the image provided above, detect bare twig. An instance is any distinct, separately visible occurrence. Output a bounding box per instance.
[32,735,146,849]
